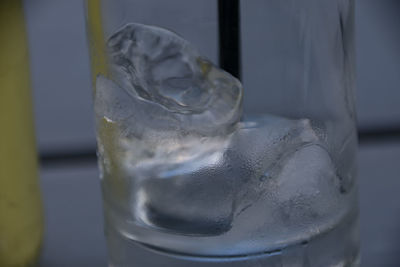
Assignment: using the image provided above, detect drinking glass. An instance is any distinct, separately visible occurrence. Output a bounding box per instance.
[86,0,359,266]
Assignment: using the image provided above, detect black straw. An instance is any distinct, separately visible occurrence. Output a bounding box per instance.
[218,0,241,80]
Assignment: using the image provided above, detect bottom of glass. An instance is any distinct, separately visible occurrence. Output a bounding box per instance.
[106,213,359,267]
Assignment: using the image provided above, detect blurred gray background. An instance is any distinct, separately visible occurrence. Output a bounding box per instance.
[21,0,400,266]
[25,0,400,153]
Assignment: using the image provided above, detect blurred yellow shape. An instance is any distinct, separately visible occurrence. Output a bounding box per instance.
[87,0,108,92]
[0,1,43,266]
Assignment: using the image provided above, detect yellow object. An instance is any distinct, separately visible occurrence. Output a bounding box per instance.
[86,1,126,200]
[87,0,108,92]
[0,1,44,266]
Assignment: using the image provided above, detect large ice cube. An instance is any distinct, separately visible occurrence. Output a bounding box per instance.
[129,116,336,236]
[98,23,242,137]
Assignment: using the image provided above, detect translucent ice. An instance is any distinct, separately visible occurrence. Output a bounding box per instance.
[127,116,341,236]
[95,24,345,240]
[97,23,242,137]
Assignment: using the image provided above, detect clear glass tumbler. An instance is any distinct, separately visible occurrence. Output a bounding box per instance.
[86,0,359,266]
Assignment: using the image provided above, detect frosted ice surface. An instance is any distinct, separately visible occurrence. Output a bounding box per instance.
[127,116,339,235]
[95,24,342,237]
[96,23,242,137]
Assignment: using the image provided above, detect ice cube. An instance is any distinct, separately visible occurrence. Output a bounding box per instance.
[95,23,343,239]
[95,75,183,138]
[101,23,242,137]
[229,141,344,248]
[130,116,329,236]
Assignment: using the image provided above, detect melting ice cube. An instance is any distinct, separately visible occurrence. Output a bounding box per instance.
[96,23,242,138]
